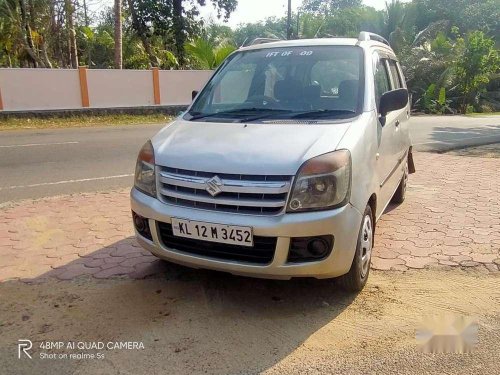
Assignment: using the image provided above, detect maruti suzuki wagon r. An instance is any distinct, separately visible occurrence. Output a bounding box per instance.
[131,32,415,291]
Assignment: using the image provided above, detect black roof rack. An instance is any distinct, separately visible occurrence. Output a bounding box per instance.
[358,32,390,46]
[240,38,281,48]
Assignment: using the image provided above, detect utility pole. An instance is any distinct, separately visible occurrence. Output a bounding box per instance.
[287,0,292,40]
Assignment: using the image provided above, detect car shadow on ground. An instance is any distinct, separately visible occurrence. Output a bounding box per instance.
[427,123,500,151]
[9,237,363,374]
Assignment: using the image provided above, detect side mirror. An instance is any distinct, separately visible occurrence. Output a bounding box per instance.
[192,90,199,101]
[379,88,408,117]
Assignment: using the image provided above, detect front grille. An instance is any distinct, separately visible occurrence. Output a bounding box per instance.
[157,222,277,264]
[158,166,292,215]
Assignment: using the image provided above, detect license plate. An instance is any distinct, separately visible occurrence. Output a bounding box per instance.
[171,218,254,247]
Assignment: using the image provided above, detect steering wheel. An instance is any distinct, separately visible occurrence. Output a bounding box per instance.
[245,95,282,108]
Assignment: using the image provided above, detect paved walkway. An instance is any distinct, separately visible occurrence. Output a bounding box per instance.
[0,152,499,282]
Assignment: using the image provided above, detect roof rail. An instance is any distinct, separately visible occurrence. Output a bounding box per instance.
[358,31,390,46]
[241,38,281,48]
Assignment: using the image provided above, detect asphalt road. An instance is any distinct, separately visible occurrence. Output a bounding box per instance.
[1,115,499,204]
[409,114,500,152]
[0,125,163,204]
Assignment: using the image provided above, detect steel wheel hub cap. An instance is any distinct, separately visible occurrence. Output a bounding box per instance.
[360,215,373,278]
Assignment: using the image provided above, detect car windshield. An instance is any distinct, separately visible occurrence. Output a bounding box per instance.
[186,45,364,122]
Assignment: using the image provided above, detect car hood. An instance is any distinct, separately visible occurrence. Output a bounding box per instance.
[151,117,356,175]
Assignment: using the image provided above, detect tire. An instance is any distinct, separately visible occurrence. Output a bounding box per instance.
[392,159,409,204]
[338,205,374,292]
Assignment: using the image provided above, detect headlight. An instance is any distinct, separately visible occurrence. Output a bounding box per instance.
[287,150,351,212]
[134,140,156,197]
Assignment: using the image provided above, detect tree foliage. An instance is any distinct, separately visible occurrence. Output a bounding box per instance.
[125,0,236,65]
[185,37,235,69]
[0,0,237,68]
[455,31,499,112]
[301,0,362,14]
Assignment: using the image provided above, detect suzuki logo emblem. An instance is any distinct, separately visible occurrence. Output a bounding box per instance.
[206,176,223,197]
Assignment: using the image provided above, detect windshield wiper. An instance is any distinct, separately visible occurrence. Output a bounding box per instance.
[289,109,356,119]
[187,108,357,122]
[187,108,291,121]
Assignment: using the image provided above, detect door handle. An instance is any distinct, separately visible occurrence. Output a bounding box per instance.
[395,120,400,127]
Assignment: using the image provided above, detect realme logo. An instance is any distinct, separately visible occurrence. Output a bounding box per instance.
[18,339,32,359]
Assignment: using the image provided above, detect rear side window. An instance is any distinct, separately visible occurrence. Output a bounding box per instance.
[388,60,403,89]
[374,58,391,108]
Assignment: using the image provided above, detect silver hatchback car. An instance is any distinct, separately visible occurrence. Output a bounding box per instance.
[131,32,415,291]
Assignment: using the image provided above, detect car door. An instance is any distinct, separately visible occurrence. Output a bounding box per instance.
[373,53,401,209]
[387,59,410,161]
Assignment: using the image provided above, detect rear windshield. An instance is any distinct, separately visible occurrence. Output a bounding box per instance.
[186,45,364,122]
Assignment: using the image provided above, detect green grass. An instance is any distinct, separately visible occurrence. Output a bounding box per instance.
[466,112,500,117]
[0,113,173,131]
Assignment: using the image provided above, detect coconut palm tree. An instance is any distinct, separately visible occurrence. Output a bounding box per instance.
[64,0,78,68]
[114,0,122,68]
[185,38,236,69]
[383,0,406,39]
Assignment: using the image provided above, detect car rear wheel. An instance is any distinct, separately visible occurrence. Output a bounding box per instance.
[338,205,373,292]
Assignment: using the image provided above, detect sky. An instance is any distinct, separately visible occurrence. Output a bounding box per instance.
[94,1,392,28]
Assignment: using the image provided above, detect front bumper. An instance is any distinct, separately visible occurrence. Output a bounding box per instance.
[131,188,362,279]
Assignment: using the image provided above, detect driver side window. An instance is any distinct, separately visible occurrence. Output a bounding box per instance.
[212,64,256,105]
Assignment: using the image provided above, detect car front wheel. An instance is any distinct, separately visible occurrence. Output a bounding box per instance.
[338,205,374,292]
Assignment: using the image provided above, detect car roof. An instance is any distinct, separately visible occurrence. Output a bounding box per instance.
[239,38,394,53]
